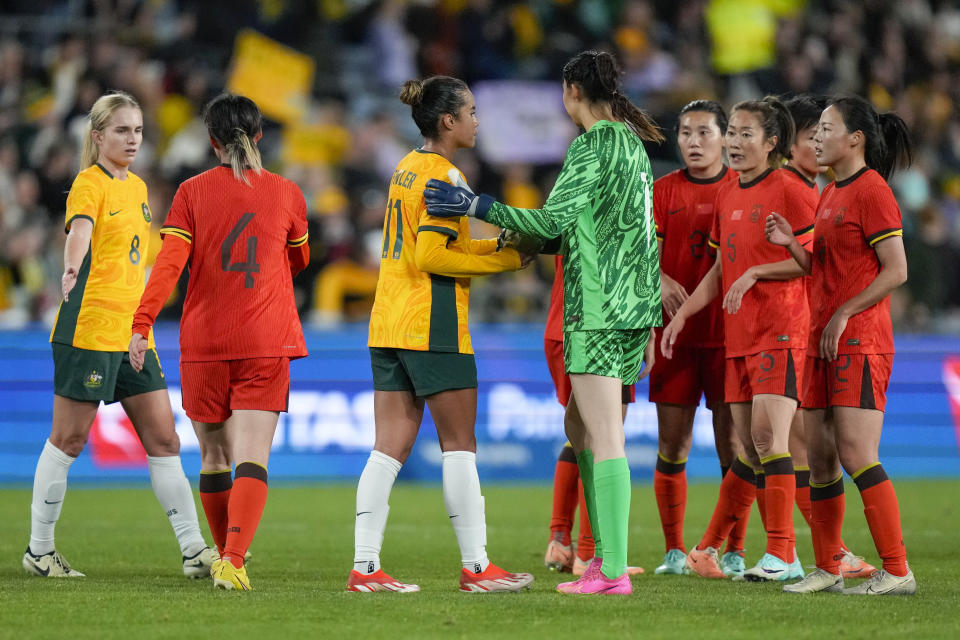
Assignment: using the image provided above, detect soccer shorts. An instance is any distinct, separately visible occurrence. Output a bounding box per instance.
[180,357,290,423]
[545,337,635,407]
[370,347,477,397]
[564,328,649,386]
[648,341,725,406]
[52,343,166,404]
[724,348,804,404]
[802,353,893,411]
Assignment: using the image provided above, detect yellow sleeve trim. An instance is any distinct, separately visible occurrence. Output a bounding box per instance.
[160,226,192,244]
[707,238,720,249]
[867,229,903,247]
[287,232,309,247]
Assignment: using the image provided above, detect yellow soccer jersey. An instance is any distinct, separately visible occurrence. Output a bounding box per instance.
[368,149,519,353]
[51,164,155,351]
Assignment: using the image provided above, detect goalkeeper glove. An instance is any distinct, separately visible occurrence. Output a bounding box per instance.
[424,179,494,220]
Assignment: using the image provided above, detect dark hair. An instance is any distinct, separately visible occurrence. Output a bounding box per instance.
[730,95,795,165]
[784,93,826,133]
[562,50,664,143]
[827,95,912,181]
[399,76,469,140]
[203,93,262,185]
[677,99,728,135]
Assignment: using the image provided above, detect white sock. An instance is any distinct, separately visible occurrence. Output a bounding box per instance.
[147,455,206,556]
[353,450,402,574]
[29,440,75,555]
[441,450,489,573]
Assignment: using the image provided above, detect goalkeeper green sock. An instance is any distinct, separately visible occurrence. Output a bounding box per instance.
[595,457,631,579]
[576,449,602,560]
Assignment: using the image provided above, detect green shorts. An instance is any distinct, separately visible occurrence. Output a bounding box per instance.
[370,347,477,397]
[52,343,167,404]
[564,328,650,384]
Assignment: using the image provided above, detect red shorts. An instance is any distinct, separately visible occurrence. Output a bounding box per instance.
[545,338,635,407]
[180,357,290,423]
[725,348,804,404]
[802,353,892,411]
[649,341,725,406]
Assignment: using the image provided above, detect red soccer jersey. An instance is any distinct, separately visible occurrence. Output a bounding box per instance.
[654,166,737,348]
[161,166,308,361]
[708,168,815,357]
[809,167,902,355]
[780,165,821,310]
[544,256,564,342]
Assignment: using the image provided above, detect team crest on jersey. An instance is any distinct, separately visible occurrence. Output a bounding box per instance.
[84,370,104,388]
[750,204,763,222]
[141,202,151,222]
[833,207,846,226]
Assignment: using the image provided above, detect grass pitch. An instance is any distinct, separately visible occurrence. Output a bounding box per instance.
[0,479,957,639]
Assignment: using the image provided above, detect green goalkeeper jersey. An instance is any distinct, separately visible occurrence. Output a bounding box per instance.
[485,120,662,332]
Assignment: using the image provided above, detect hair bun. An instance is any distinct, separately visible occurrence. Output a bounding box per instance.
[399,80,424,106]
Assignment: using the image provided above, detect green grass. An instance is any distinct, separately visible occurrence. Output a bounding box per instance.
[0,480,957,639]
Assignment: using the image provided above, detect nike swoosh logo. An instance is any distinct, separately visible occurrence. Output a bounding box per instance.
[44,499,62,505]
[668,503,683,508]
[757,376,771,383]
[34,564,50,576]
[832,388,847,393]
[356,511,371,516]
[449,515,459,519]
[109,210,121,216]
[668,208,682,215]
[762,568,782,574]
[184,559,203,568]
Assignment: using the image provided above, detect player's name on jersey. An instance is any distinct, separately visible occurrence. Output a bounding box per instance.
[391,169,418,189]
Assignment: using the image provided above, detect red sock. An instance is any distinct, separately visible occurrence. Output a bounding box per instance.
[222,462,269,568]
[198,469,232,556]
[811,476,845,574]
[699,458,756,551]
[755,471,768,533]
[550,448,580,546]
[854,464,908,576]
[576,479,595,561]
[722,465,749,553]
[761,456,795,562]
[794,468,814,529]
[654,454,687,553]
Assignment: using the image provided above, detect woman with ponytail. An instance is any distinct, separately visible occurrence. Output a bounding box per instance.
[130,93,309,591]
[424,50,663,595]
[347,75,533,594]
[24,91,215,580]
[662,96,816,583]
[766,96,914,595]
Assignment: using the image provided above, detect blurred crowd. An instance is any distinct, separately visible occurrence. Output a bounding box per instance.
[1,0,959,331]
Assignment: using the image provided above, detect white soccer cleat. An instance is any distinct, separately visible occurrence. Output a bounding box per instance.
[843,569,916,596]
[346,569,420,593]
[742,553,791,582]
[459,563,534,593]
[23,547,85,577]
[183,546,220,579]
[782,568,843,593]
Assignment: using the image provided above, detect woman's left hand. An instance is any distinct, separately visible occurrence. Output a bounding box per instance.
[637,329,656,380]
[722,268,757,314]
[819,308,849,361]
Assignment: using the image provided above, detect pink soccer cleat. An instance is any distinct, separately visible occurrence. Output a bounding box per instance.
[565,571,633,595]
[686,547,726,579]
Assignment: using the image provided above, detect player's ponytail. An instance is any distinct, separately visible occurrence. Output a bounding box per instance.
[828,95,912,181]
[731,96,795,166]
[562,50,664,144]
[203,93,263,186]
[80,91,141,171]
[400,76,469,140]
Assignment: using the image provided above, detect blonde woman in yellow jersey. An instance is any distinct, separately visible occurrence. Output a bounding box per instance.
[22,92,214,579]
[347,76,534,594]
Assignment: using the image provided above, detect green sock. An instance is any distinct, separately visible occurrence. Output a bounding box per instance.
[575,449,601,560]
[594,457,631,579]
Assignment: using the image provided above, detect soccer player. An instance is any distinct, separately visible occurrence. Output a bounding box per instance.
[662,96,813,582]
[766,96,915,595]
[347,76,534,594]
[23,91,215,579]
[543,258,644,578]
[647,100,744,577]
[425,50,663,595]
[130,93,308,592]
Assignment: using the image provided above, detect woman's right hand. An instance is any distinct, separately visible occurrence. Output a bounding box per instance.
[765,212,794,246]
[61,267,78,301]
[660,273,688,319]
[659,313,687,360]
